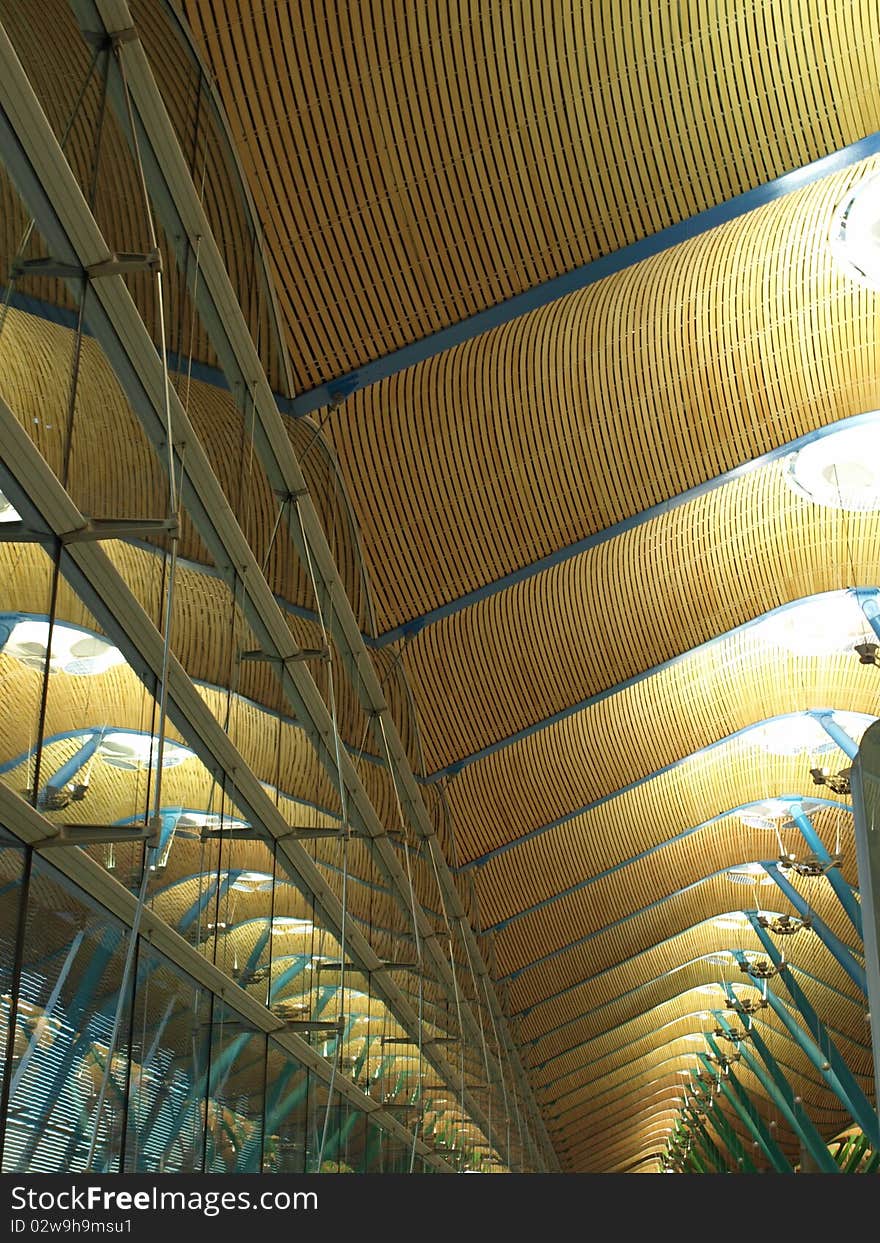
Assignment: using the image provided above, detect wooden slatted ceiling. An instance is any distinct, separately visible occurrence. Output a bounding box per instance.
[445,653,879,871]
[536,964,875,1093]
[329,158,880,632]
[506,877,863,1016]
[0,0,290,392]
[0,309,362,620]
[469,746,854,928]
[180,0,880,390]
[518,923,861,1044]
[492,812,859,975]
[404,467,880,773]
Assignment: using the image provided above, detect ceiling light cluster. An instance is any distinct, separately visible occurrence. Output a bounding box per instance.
[757,912,811,936]
[1,618,127,677]
[778,849,844,878]
[831,173,880,289]
[786,420,880,512]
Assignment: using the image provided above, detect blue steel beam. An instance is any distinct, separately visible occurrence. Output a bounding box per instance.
[502,858,863,987]
[178,871,241,935]
[682,1084,756,1173]
[522,931,864,1050]
[39,730,103,804]
[712,1004,840,1174]
[684,1111,730,1173]
[734,938,879,1147]
[461,715,858,872]
[282,133,880,418]
[761,863,866,994]
[812,710,860,761]
[698,1044,792,1173]
[785,799,862,939]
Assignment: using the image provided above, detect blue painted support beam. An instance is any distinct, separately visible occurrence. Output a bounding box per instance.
[735,941,879,1148]
[786,800,862,939]
[849,718,880,1145]
[761,863,866,994]
[268,955,312,1002]
[811,711,860,762]
[713,1005,839,1174]
[178,871,240,935]
[684,1109,729,1173]
[282,133,880,416]
[853,589,880,643]
[40,730,102,804]
[698,1046,792,1173]
[686,1075,756,1172]
[239,926,271,988]
[739,925,877,1137]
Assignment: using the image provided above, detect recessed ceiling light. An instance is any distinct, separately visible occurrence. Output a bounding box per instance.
[0,489,20,523]
[831,174,880,288]
[786,420,880,512]
[2,619,127,677]
[750,591,870,657]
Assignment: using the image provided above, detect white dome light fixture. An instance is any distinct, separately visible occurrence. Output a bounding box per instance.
[785,419,880,512]
[750,591,870,657]
[831,173,880,289]
[99,731,191,771]
[2,619,127,677]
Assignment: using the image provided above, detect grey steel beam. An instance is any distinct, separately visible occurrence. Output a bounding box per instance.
[64,0,553,1169]
[0,782,454,1171]
[850,719,880,1141]
[0,395,500,1164]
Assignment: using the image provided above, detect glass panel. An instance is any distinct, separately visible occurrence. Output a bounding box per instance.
[123,944,211,1173]
[206,1001,266,1173]
[263,1038,309,1174]
[0,827,28,1119]
[2,855,132,1173]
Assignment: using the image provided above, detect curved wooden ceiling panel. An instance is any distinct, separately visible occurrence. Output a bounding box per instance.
[404,470,880,771]
[331,160,880,631]
[180,0,880,389]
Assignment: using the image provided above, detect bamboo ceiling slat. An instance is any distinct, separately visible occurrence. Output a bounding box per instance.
[181,1,880,389]
[405,469,880,771]
[331,161,880,631]
[472,744,859,927]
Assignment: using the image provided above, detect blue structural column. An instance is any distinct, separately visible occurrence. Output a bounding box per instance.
[699,1044,792,1173]
[812,710,859,762]
[39,730,103,806]
[685,1081,753,1171]
[785,799,862,939]
[684,1109,729,1172]
[849,718,880,1137]
[713,1005,839,1173]
[735,937,879,1148]
[760,863,866,994]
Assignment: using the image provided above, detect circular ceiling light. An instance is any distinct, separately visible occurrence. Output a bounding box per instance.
[743,714,833,757]
[99,731,191,771]
[831,174,880,288]
[0,490,20,523]
[750,592,870,657]
[2,619,127,677]
[271,917,314,936]
[786,420,880,511]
